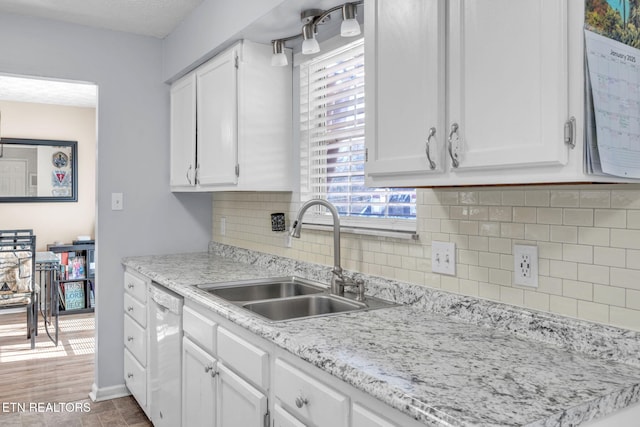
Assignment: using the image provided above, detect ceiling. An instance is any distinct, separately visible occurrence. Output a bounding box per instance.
[0,0,203,108]
[0,0,357,107]
[0,0,203,39]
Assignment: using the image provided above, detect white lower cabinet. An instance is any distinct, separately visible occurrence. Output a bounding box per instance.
[182,301,269,427]
[217,363,268,426]
[123,269,150,417]
[352,403,397,427]
[179,299,425,427]
[274,358,349,427]
[273,403,307,427]
[182,336,217,427]
[124,349,147,408]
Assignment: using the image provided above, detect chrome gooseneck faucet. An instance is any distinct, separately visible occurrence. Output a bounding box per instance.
[290,199,365,300]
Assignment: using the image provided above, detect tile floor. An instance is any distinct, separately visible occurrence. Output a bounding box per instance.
[0,396,151,426]
[0,311,151,426]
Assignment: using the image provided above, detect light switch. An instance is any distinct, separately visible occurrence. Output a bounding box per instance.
[432,241,456,276]
[111,193,123,210]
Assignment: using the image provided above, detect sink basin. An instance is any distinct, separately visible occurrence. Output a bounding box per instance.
[198,277,325,302]
[198,276,397,322]
[242,294,365,321]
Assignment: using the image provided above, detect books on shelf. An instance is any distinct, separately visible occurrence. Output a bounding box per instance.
[55,251,86,280]
[62,281,85,310]
[88,280,95,308]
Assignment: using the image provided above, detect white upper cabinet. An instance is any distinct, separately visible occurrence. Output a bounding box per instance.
[169,73,196,187]
[447,0,569,174]
[170,40,292,192]
[365,0,633,187]
[197,47,239,187]
[365,0,446,178]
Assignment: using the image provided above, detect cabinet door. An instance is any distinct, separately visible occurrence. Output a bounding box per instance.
[182,337,217,427]
[170,73,197,187]
[197,47,239,187]
[447,0,569,171]
[273,403,307,427]
[365,0,446,182]
[217,362,268,427]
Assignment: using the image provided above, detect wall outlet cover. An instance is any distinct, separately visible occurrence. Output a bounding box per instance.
[513,244,538,287]
[432,241,456,276]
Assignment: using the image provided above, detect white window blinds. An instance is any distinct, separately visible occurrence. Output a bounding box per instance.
[299,39,416,232]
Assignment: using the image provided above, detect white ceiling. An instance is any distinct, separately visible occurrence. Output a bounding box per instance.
[0,0,357,107]
[0,0,204,108]
[0,0,203,39]
[0,75,97,108]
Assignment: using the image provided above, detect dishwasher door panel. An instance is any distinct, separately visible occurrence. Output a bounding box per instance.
[148,283,183,427]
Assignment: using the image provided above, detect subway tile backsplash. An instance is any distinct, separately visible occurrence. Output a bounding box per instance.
[212,187,640,331]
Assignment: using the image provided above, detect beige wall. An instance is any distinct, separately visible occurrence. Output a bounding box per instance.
[213,187,640,332]
[0,100,96,250]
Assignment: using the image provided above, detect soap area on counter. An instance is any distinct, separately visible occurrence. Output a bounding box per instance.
[123,243,640,427]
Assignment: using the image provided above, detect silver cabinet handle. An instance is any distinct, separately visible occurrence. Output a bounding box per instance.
[127,306,134,312]
[426,127,436,170]
[127,336,134,342]
[204,364,218,377]
[448,123,460,168]
[127,283,134,289]
[295,396,308,408]
[186,165,192,185]
[127,373,133,379]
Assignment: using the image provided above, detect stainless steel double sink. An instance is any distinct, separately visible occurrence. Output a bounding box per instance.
[197,276,395,321]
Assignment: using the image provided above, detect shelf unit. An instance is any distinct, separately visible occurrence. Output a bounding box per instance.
[47,242,95,315]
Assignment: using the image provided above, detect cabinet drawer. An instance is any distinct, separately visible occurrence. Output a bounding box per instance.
[274,358,348,427]
[124,292,146,328]
[183,305,217,354]
[124,271,147,303]
[353,403,397,427]
[124,349,147,408]
[217,327,269,390]
[124,314,146,366]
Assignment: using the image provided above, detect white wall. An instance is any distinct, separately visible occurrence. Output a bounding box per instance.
[162,0,286,81]
[0,13,212,397]
[0,101,95,249]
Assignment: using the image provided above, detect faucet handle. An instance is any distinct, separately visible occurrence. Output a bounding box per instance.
[342,275,366,302]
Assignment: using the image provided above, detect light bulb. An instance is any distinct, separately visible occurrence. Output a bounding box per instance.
[302,23,320,55]
[340,19,360,37]
[302,38,320,55]
[271,52,288,67]
[271,40,288,66]
[341,3,360,37]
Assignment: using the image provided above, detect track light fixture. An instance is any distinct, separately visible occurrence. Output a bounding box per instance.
[271,40,288,66]
[270,1,363,66]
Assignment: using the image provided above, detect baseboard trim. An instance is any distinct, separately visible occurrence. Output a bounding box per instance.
[88,383,131,402]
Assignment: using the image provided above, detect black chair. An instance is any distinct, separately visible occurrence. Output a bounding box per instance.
[0,229,37,349]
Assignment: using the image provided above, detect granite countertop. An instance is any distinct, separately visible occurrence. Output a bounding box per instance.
[123,245,640,427]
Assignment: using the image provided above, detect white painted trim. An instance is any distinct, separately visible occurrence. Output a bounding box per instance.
[88,382,131,402]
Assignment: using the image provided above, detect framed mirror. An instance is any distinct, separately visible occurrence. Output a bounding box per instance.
[0,138,78,202]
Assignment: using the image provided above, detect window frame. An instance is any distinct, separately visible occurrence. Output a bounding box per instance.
[296,36,417,236]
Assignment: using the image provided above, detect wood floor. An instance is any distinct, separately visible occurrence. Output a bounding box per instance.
[0,310,151,426]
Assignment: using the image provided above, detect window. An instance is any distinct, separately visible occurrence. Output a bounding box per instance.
[299,38,416,232]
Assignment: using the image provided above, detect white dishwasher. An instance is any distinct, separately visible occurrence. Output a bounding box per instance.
[148,282,183,427]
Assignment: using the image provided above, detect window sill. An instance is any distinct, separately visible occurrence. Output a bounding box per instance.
[301,223,419,240]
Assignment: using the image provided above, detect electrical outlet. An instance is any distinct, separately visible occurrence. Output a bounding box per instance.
[513,244,538,287]
[220,217,226,236]
[432,241,456,275]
